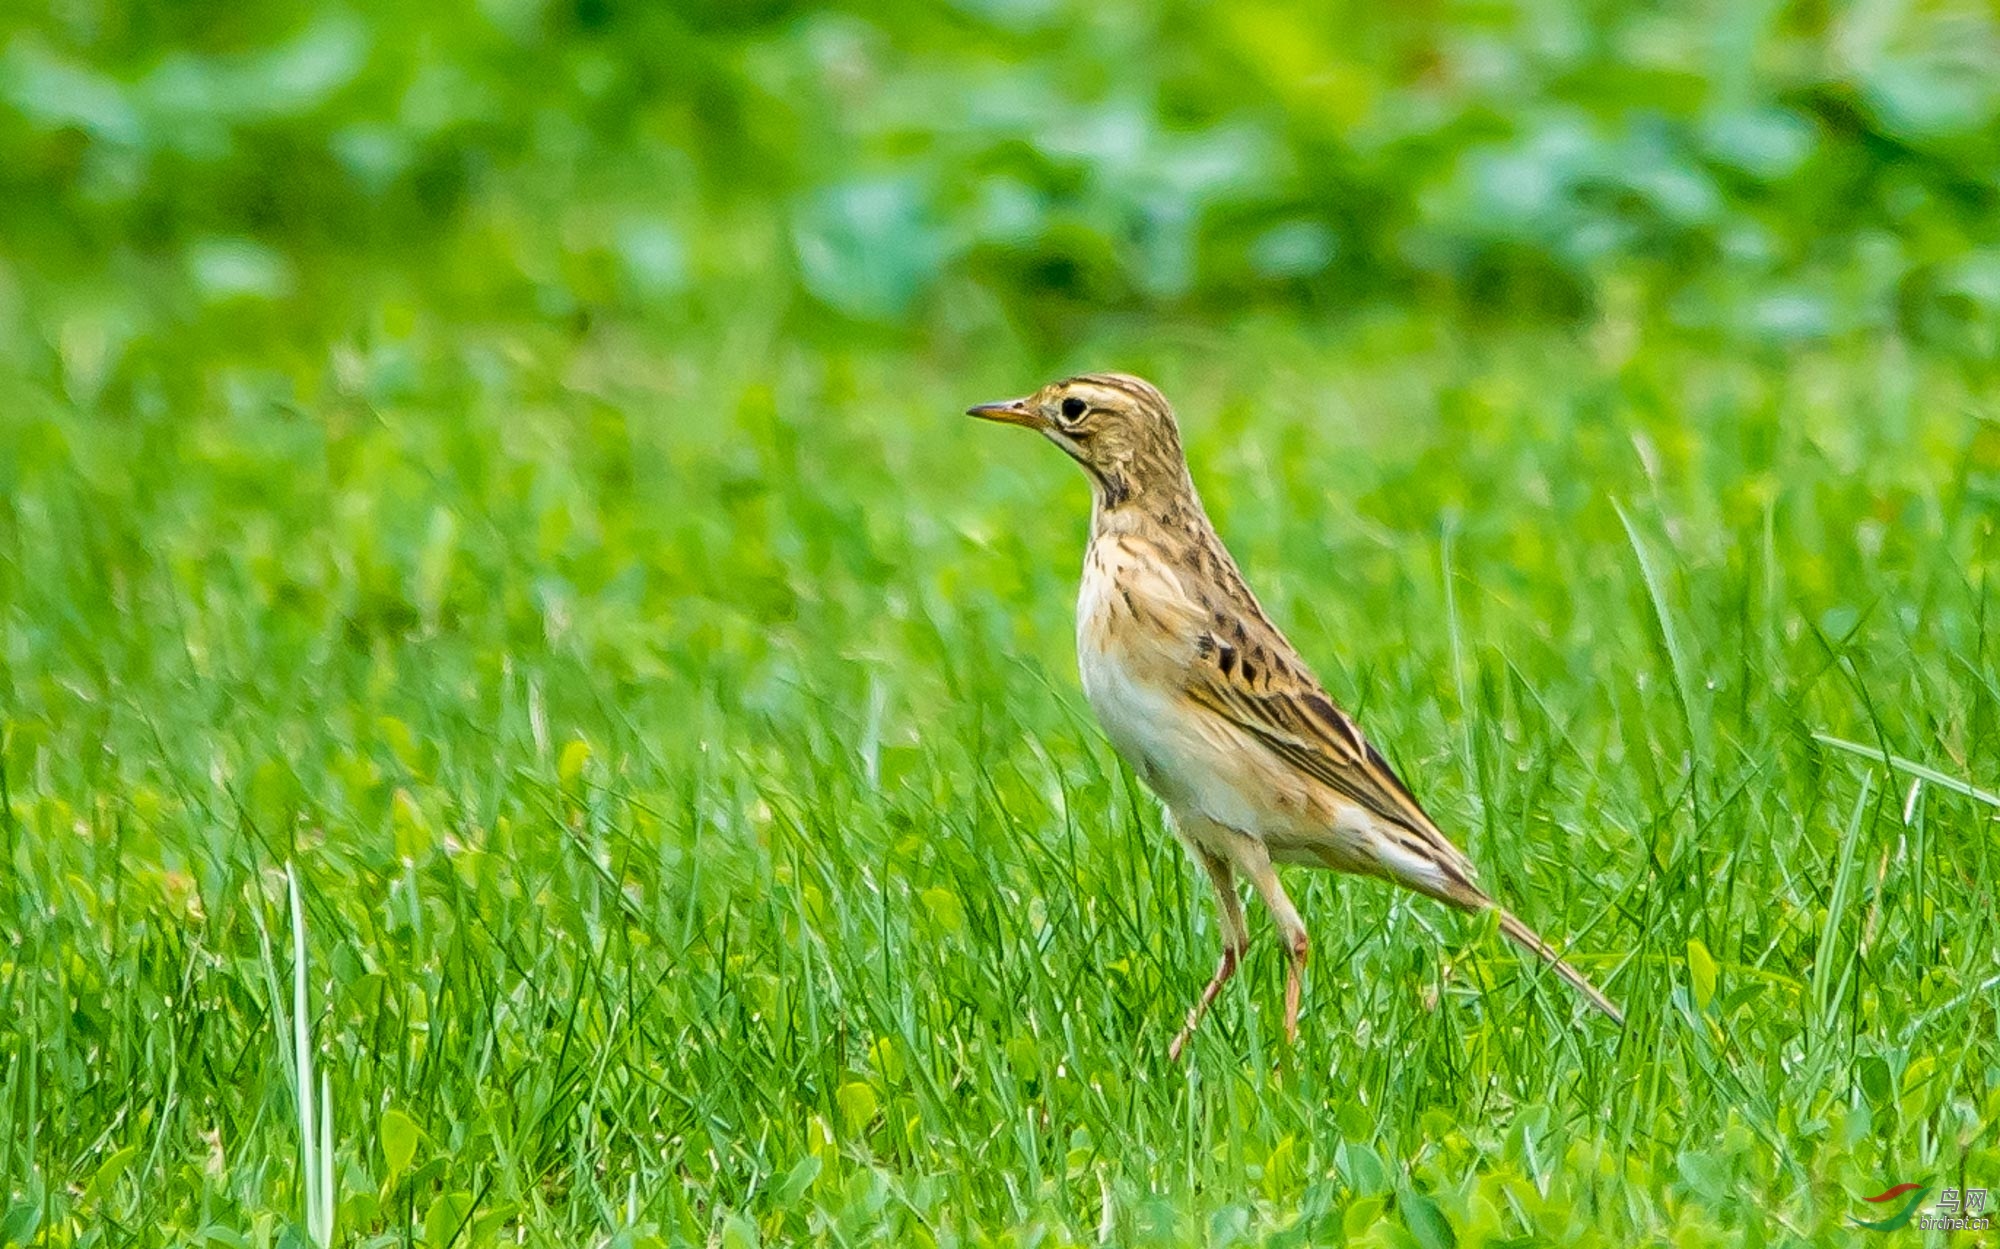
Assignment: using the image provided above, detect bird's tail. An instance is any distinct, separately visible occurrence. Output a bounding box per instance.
[1494,908,1625,1026]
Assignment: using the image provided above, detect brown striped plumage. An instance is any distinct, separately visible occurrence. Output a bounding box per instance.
[969,373,1623,1059]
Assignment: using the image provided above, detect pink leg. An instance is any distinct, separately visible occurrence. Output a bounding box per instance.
[1242,852,1310,1046]
[1170,847,1247,1062]
[1282,926,1310,1044]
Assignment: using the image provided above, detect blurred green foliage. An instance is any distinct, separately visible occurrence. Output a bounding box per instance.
[4,0,2000,359]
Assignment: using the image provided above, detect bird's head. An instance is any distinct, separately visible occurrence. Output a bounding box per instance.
[967,372,1189,510]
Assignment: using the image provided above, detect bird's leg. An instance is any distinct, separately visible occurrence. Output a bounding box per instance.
[1244,857,1309,1045]
[1170,848,1246,1062]
[1282,927,1310,1045]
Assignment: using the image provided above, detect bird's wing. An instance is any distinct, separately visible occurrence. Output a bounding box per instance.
[1180,628,1482,895]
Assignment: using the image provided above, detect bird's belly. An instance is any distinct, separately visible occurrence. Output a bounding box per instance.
[1077,642,1277,837]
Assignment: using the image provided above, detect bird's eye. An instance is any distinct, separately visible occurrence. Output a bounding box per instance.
[1060,396,1088,421]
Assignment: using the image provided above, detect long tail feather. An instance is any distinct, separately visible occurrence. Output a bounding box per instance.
[1495,908,1625,1026]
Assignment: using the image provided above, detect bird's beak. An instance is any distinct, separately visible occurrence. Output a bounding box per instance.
[966,397,1042,430]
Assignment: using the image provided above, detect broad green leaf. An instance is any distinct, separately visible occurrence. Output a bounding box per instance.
[719,1216,760,1249]
[82,1145,138,1208]
[1687,938,1718,1012]
[1343,1194,1386,1236]
[1336,1140,1388,1196]
[558,738,592,785]
[836,1081,877,1136]
[770,1155,820,1210]
[1263,1134,1298,1197]
[424,1191,475,1249]
[1401,1190,1457,1249]
[380,1108,419,1186]
[919,886,964,934]
[0,1199,39,1247]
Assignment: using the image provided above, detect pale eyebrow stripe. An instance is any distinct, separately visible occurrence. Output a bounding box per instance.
[1073,372,1167,412]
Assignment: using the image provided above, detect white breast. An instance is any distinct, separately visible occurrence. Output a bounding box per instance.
[1075,538,1271,836]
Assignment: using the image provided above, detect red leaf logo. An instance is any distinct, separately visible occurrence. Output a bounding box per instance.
[1863,1183,1924,1203]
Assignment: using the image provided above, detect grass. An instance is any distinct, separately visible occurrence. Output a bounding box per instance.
[2,304,1997,1246]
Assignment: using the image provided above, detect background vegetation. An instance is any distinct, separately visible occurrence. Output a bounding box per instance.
[3,0,1998,1244]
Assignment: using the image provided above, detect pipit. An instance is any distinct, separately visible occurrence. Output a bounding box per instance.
[969,373,1623,1060]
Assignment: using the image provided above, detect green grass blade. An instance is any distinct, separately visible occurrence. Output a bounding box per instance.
[1812,733,2000,809]
[1615,500,1706,760]
[1812,774,1873,1032]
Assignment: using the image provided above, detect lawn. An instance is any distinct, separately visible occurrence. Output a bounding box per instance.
[4,0,2000,1243]
[4,304,1997,1244]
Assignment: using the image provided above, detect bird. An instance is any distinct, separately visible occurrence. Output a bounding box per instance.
[967,372,1623,1060]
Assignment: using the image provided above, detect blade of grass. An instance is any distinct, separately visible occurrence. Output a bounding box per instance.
[1812,775,1873,1032]
[1812,733,2000,809]
[287,863,332,1247]
[1616,500,1707,761]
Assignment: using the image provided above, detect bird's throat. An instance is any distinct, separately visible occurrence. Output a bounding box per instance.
[1087,465,1132,511]
[1089,471,1209,549]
